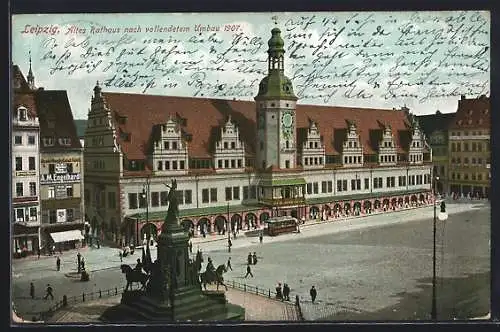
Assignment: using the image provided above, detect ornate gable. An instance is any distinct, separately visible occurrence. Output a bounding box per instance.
[301,119,325,169]
[214,116,245,173]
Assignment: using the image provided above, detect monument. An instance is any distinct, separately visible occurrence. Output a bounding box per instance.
[101,179,245,322]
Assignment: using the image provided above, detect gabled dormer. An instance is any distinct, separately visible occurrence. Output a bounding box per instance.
[342,120,363,167]
[301,120,325,169]
[378,124,397,166]
[408,119,424,165]
[214,116,245,173]
[13,105,39,127]
[151,116,189,174]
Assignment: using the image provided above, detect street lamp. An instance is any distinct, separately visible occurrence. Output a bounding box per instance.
[432,176,448,320]
[141,176,151,246]
[227,202,231,242]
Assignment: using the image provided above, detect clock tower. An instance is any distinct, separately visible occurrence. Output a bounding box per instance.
[255,27,298,170]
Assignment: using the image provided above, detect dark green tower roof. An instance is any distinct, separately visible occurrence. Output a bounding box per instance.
[255,27,297,101]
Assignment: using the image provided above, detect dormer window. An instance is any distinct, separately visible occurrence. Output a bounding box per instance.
[43,137,55,146]
[58,137,72,146]
[18,107,27,121]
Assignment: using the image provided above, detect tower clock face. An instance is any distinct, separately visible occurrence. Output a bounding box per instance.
[282,113,293,128]
[281,112,294,139]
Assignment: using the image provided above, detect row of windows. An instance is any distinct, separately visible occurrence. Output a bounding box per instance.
[15,156,36,171]
[451,173,488,181]
[307,141,321,149]
[48,208,75,224]
[242,186,258,200]
[304,157,323,166]
[379,155,396,163]
[157,160,186,171]
[15,182,37,197]
[14,135,36,145]
[42,137,71,147]
[128,190,193,209]
[450,130,485,136]
[14,207,38,223]
[451,141,488,152]
[155,140,180,150]
[382,141,394,148]
[411,141,422,148]
[217,159,243,169]
[225,187,240,200]
[451,157,490,166]
[343,155,362,164]
[409,154,423,162]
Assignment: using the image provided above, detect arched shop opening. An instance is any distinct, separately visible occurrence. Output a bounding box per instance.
[259,212,270,224]
[198,218,210,234]
[353,202,361,215]
[374,200,381,210]
[363,200,372,213]
[245,213,258,230]
[214,215,227,234]
[344,203,351,215]
[140,223,158,245]
[181,219,194,232]
[309,206,320,219]
[231,214,242,231]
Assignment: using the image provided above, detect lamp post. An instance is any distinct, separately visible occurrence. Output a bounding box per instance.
[141,176,151,245]
[227,202,231,242]
[431,175,448,320]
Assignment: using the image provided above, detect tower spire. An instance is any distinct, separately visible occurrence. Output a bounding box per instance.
[27,50,35,90]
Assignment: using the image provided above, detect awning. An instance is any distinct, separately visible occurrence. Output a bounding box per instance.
[50,230,84,243]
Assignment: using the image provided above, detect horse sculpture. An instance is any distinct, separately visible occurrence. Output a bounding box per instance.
[120,264,150,291]
[199,264,228,291]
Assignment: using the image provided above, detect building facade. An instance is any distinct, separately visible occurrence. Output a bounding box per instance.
[448,95,490,198]
[12,65,41,257]
[417,111,456,194]
[84,27,434,246]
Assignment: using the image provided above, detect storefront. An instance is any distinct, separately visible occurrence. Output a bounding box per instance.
[12,224,39,258]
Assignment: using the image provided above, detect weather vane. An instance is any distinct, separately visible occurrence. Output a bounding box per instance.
[272,15,278,25]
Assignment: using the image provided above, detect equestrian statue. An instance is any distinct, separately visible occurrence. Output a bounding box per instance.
[199,257,228,291]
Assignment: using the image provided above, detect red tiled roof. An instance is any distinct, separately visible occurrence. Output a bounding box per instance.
[448,95,490,129]
[13,92,37,118]
[102,92,413,162]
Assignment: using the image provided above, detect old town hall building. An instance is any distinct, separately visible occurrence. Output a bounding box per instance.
[84,27,433,246]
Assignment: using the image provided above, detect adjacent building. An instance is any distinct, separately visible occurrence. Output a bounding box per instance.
[12,64,85,254]
[417,111,456,194]
[12,64,41,257]
[447,95,490,198]
[84,27,434,247]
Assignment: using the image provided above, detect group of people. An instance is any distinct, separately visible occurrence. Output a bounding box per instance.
[275,283,291,301]
[29,282,54,301]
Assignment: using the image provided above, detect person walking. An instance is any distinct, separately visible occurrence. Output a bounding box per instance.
[37,247,40,260]
[259,232,263,244]
[30,282,35,299]
[276,283,283,300]
[310,286,317,304]
[44,284,54,300]
[228,238,232,253]
[77,252,81,273]
[244,264,253,278]
[119,250,123,262]
[283,283,290,301]
[227,257,233,271]
[247,252,253,265]
[56,256,61,271]
[252,252,258,265]
[81,257,85,271]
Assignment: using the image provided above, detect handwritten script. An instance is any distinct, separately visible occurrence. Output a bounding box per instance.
[23,11,490,104]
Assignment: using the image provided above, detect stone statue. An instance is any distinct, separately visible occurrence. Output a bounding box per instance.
[162,179,179,232]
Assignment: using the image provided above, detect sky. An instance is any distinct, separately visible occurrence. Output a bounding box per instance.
[12,11,490,119]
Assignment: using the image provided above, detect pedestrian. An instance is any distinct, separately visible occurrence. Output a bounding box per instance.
[44,284,54,300]
[283,283,290,301]
[310,286,317,303]
[244,264,253,278]
[37,247,40,260]
[56,256,61,271]
[81,257,85,271]
[276,283,283,300]
[30,282,35,299]
[52,245,56,255]
[228,238,232,253]
[77,252,81,273]
[227,257,233,271]
[247,252,253,265]
[259,232,263,243]
[119,250,123,262]
[252,252,258,265]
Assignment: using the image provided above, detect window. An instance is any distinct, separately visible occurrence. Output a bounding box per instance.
[478,143,483,152]
[139,192,146,208]
[165,161,170,170]
[478,173,482,181]
[15,157,22,171]
[373,178,378,189]
[224,160,229,168]
[218,160,223,168]
[285,160,290,168]
[29,182,36,196]
[210,188,217,202]
[365,178,369,189]
[16,183,23,196]
[28,135,35,145]
[172,142,178,150]
[180,160,185,169]
[342,180,348,191]
[313,182,319,194]
[243,186,249,200]
[327,181,332,193]
[472,142,477,151]
[230,159,235,168]
[67,209,74,222]
[164,141,170,149]
[307,183,312,194]
[149,192,158,207]
[478,158,483,165]
[29,207,37,221]
[157,161,163,171]
[233,187,240,200]
[202,189,209,203]
[224,142,228,149]
[49,164,55,174]
[351,179,356,191]
[128,193,138,209]
[231,142,236,149]
[108,192,116,208]
[16,209,25,222]
[337,180,342,192]
[226,187,232,201]
[238,159,242,168]
[173,161,178,170]
[14,136,22,145]
[29,157,36,170]
[457,143,461,152]
[322,181,327,193]
[48,186,55,198]
[175,190,184,205]
[184,190,192,204]
[49,210,57,224]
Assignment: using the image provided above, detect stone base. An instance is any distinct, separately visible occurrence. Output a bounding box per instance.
[101,286,244,322]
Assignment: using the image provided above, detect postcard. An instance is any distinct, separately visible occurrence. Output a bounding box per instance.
[11,11,490,324]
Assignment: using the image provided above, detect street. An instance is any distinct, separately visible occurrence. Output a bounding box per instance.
[11,201,490,321]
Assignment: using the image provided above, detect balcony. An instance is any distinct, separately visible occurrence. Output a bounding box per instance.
[260,197,306,207]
